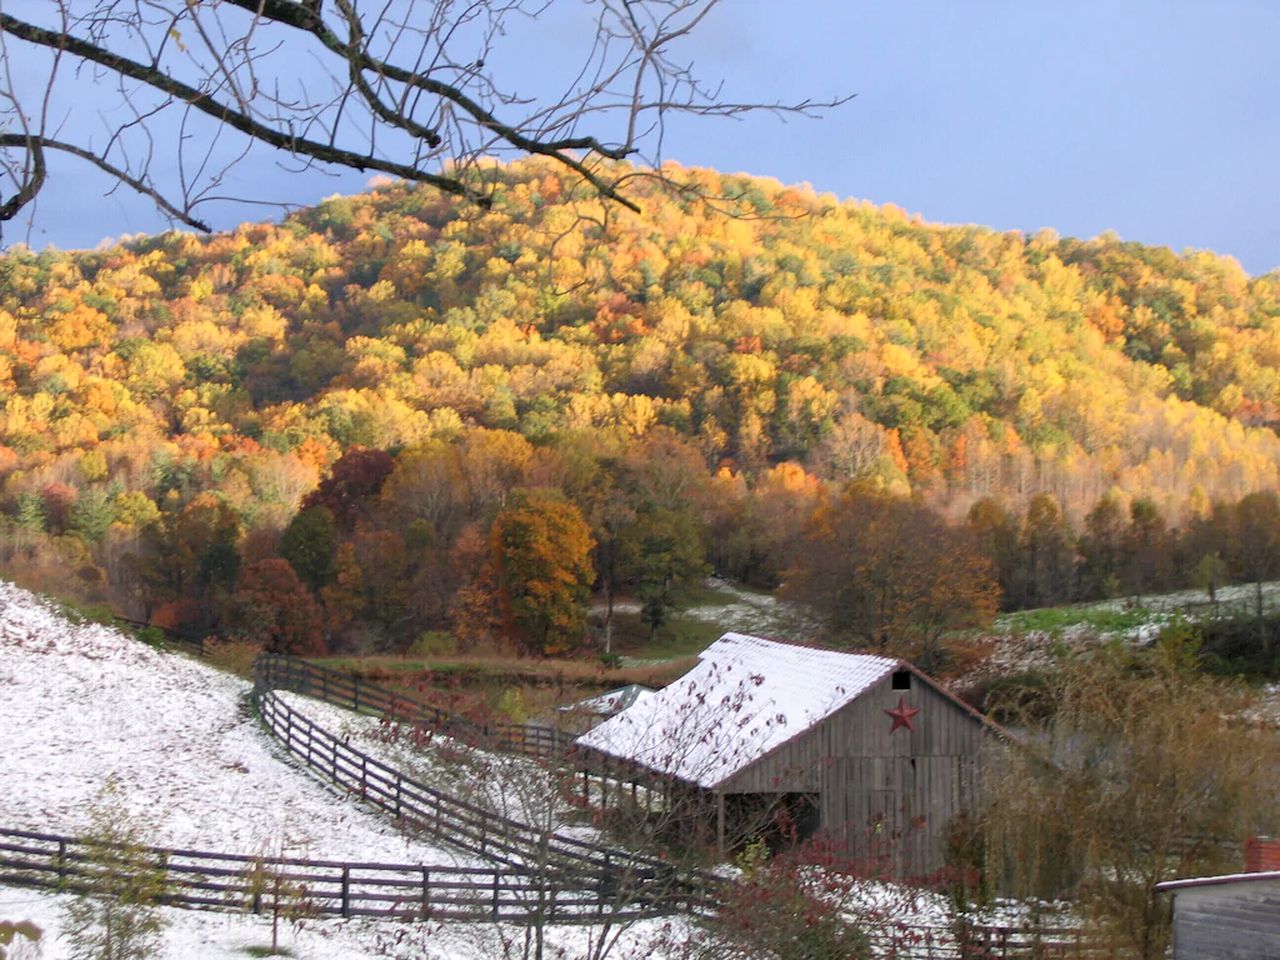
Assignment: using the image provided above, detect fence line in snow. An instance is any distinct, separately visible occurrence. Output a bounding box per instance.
[100,621,1119,954]
[0,827,682,924]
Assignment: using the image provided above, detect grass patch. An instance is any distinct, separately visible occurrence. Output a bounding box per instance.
[310,653,694,691]
[242,946,294,958]
[1002,605,1156,636]
[605,606,724,661]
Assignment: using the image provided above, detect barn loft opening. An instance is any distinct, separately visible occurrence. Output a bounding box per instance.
[892,669,912,690]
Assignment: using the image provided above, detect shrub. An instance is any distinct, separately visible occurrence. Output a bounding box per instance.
[61,781,167,960]
[710,866,871,960]
[136,626,168,650]
[409,631,457,658]
[0,920,41,959]
[205,638,265,678]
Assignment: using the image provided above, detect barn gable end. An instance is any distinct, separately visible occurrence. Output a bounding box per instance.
[577,633,997,876]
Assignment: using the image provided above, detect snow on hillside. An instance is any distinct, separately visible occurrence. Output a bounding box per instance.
[274,690,609,847]
[0,580,476,864]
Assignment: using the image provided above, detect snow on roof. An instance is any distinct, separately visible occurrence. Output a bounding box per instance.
[1156,870,1280,893]
[559,684,655,717]
[575,633,898,789]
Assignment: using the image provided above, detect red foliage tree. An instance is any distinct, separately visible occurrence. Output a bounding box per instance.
[228,559,326,656]
[301,447,395,530]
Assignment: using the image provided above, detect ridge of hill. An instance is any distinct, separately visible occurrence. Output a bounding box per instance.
[2,160,1279,522]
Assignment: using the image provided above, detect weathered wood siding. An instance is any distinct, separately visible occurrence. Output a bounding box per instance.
[719,671,988,874]
[1170,879,1280,959]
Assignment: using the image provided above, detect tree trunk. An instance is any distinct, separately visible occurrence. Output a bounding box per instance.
[603,579,614,655]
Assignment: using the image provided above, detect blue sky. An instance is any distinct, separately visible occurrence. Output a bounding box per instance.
[15,0,1280,274]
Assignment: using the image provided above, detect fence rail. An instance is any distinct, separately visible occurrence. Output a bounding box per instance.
[0,827,668,923]
[258,651,570,758]
[864,920,1129,959]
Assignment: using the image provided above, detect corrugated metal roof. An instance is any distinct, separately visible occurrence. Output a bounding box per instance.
[575,632,897,789]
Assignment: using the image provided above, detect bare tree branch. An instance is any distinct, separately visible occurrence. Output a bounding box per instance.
[0,1,851,233]
[0,134,209,231]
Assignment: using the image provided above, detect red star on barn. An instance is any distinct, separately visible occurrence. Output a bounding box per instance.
[885,696,920,733]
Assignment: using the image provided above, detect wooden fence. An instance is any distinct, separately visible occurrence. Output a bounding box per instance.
[92,622,1118,953]
[255,652,571,759]
[253,660,719,915]
[0,827,668,923]
[863,923,1127,959]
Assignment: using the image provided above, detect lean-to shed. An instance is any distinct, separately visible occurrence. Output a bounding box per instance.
[1155,838,1280,959]
[575,632,997,875]
[1156,871,1280,959]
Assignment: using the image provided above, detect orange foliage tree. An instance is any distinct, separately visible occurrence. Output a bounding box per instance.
[490,489,595,655]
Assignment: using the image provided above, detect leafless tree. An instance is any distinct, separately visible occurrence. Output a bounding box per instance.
[0,1,849,234]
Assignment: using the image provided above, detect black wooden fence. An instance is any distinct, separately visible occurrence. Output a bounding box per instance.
[253,657,720,915]
[255,652,572,758]
[0,827,666,923]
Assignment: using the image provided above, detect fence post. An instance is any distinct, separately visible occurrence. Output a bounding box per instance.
[56,839,67,880]
[421,867,430,917]
[395,774,402,817]
[352,675,360,712]
[492,871,500,918]
[340,865,351,918]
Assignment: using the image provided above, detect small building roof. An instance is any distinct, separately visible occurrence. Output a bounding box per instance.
[1156,871,1280,893]
[575,632,898,789]
[559,684,655,717]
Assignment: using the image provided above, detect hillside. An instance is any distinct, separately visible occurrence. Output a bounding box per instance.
[3,161,1279,513]
[4,160,1280,652]
[0,580,687,958]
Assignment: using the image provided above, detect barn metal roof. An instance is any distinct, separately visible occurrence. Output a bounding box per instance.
[575,632,898,789]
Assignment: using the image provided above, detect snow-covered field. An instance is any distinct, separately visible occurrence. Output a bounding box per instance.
[0,579,1084,958]
[0,582,472,866]
[0,886,685,960]
[0,582,694,959]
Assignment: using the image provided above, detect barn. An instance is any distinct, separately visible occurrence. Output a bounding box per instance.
[575,632,998,876]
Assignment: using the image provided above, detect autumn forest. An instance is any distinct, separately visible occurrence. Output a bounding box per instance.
[4,159,1280,667]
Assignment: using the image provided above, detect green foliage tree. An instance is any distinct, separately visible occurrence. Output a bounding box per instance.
[278,505,337,593]
[619,506,709,642]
